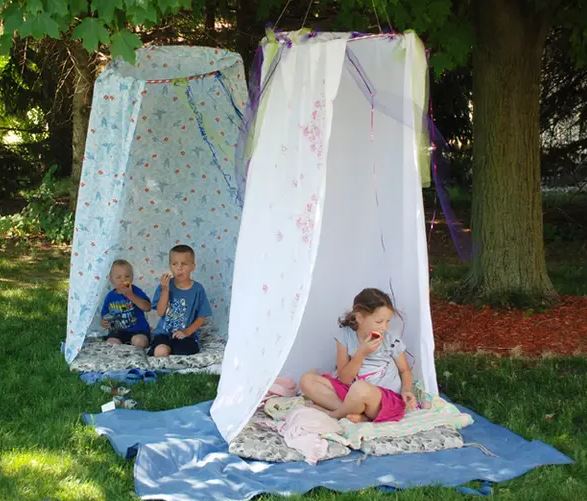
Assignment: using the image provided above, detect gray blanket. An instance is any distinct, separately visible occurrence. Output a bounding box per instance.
[70,333,225,373]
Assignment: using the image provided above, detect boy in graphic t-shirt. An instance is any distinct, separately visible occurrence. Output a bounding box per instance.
[149,245,212,357]
[101,259,151,348]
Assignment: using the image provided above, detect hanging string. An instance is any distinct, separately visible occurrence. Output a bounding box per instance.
[302,0,314,28]
[274,0,292,30]
[371,0,383,33]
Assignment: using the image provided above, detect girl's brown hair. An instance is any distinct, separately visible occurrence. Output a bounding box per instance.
[338,288,394,331]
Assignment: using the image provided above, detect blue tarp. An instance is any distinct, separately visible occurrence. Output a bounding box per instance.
[83,400,572,500]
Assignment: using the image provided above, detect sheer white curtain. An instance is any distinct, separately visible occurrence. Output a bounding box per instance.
[212,33,436,443]
[212,38,349,442]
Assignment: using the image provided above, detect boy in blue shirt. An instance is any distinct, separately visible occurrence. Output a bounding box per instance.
[101,259,151,348]
[149,244,212,357]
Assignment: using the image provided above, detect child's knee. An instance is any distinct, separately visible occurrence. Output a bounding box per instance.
[154,345,171,357]
[132,335,149,348]
[349,380,375,399]
[299,372,317,393]
[107,338,121,345]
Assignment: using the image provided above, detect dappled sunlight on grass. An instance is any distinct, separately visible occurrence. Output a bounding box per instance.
[0,450,106,501]
[0,242,69,289]
[0,275,69,292]
[1,239,585,499]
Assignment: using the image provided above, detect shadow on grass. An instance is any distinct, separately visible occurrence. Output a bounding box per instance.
[1,231,586,499]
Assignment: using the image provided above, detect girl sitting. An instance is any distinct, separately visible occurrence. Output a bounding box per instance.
[300,288,417,423]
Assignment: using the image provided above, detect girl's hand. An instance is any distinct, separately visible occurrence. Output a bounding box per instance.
[358,332,383,355]
[172,330,188,340]
[100,318,111,329]
[160,272,173,289]
[401,391,417,411]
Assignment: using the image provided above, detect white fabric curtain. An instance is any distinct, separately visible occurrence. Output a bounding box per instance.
[279,34,436,393]
[211,37,350,442]
[212,32,436,443]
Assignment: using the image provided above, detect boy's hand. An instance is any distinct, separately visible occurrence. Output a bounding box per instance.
[172,330,189,340]
[100,318,111,329]
[160,272,173,290]
[117,282,133,297]
[401,391,417,411]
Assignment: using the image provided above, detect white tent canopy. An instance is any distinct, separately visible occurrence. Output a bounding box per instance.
[65,47,247,363]
[212,32,436,443]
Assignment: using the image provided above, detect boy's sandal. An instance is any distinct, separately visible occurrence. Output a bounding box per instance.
[125,368,144,382]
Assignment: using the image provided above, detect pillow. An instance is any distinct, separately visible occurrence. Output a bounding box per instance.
[70,335,226,373]
[147,339,225,371]
[360,425,463,456]
[70,340,148,372]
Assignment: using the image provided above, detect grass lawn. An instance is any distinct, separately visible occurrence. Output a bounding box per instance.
[0,243,585,500]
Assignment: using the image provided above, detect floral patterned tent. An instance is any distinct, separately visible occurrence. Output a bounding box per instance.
[65,46,247,363]
[212,31,436,443]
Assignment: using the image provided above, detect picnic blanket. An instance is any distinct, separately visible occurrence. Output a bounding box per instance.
[83,399,573,500]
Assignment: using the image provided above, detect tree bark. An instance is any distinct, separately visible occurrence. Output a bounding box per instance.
[205,0,216,32]
[467,0,558,306]
[39,40,74,177]
[69,42,95,211]
[236,0,264,72]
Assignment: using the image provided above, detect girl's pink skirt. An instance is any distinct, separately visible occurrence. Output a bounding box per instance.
[322,373,406,422]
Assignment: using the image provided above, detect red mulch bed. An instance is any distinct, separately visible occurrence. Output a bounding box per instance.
[431,295,587,356]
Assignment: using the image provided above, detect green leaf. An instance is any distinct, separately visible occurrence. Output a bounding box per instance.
[150,0,185,15]
[3,4,23,33]
[0,34,13,56]
[72,17,110,52]
[427,0,451,25]
[47,0,69,17]
[110,29,142,63]
[25,0,44,15]
[429,51,452,76]
[126,4,159,25]
[28,13,61,38]
[18,19,32,37]
[91,0,123,24]
[70,0,90,16]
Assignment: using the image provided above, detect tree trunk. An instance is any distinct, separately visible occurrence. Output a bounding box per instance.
[467,0,557,306]
[69,42,95,211]
[205,0,216,31]
[39,40,74,177]
[236,0,263,72]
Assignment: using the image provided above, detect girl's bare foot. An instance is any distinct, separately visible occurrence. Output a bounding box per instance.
[346,413,369,423]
